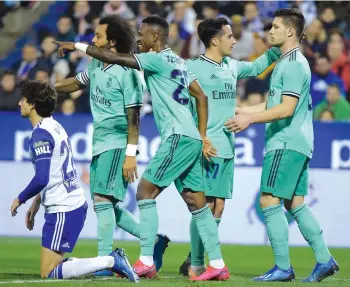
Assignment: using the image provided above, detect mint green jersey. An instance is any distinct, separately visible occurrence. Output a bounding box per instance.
[133,48,201,142]
[266,47,314,158]
[187,48,280,158]
[76,59,143,156]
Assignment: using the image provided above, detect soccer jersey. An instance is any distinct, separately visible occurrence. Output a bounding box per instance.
[29,117,85,213]
[133,48,201,142]
[187,48,280,158]
[76,59,143,156]
[265,47,314,158]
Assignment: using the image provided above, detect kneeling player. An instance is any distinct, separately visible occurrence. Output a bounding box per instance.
[10,81,138,282]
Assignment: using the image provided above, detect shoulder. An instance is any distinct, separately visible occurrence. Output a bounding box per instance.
[31,126,55,148]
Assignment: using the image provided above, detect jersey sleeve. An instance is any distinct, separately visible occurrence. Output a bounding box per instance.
[76,60,93,86]
[237,47,281,79]
[281,62,306,99]
[133,52,165,73]
[122,69,144,108]
[30,128,55,162]
[187,70,197,84]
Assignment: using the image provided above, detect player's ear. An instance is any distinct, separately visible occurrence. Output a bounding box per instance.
[287,27,294,38]
[212,37,219,47]
[152,33,159,43]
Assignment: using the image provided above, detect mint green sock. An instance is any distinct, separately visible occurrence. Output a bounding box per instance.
[290,203,331,263]
[114,205,140,238]
[94,202,116,256]
[191,206,222,261]
[262,205,290,270]
[190,216,221,266]
[138,199,158,256]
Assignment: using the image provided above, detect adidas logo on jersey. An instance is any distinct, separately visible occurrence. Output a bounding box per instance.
[210,74,218,79]
[62,242,70,248]
[98,182,104,188]
[145,169,152,175]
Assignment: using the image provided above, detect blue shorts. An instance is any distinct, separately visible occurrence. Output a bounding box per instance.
[42,202,87,253]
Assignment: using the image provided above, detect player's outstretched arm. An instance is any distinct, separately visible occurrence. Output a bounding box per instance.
[189,80,216,160]
[226,96,298,133]
[53,41,139,69]
[236,47,281,79]
[55,77,85,93]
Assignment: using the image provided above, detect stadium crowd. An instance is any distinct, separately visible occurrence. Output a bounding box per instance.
[1,0,350,121]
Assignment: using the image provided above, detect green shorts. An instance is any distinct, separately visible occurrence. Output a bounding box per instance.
[90,148,128,201]
[204,157,234,199]
[142,134,205,193]
[260,149,310,200]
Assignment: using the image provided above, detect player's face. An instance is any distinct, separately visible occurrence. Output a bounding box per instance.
[18,97,33,118]
[217,25,236,56]
[269,17,292,47]
[138,24,154,53]
[92,24,109,49]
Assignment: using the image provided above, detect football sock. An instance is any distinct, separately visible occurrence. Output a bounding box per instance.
[290,203,331,263]
[189,216,221,267]
[138,199,158,265]
[114,204,140,238]
[191,206,224,268]
[48,256,114,279]
[262,205,290,270]
[94,202,116,256]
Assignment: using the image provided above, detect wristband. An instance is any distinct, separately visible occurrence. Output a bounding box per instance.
[126,144,137,156]
[75,42,88,53]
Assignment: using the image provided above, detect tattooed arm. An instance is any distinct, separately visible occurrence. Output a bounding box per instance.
[55,77,85,93]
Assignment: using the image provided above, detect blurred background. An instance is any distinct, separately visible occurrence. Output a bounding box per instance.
[0,1,349,247]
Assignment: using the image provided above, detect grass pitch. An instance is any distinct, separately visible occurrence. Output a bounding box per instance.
[0,237,349,287]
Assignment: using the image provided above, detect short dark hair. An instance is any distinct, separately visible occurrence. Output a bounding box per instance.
[142,16,169,38]
[21,81,57,117]
[274,8,305,38]
[317,53,331,62]
[99,15,137,54]
[202,1,219,11]
[1,70,15,79]
[328,83,340,91]
[198,18,230,48]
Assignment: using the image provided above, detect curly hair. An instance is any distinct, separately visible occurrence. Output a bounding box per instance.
[99,15,137,54]
[198,18,230,48]
[21,81,57,117]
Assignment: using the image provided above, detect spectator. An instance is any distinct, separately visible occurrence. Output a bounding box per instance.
[55,15,76,42]
[0,71,21,111]
[257,1,289,22]
[293,0,317,26]
[310,54,345,106]
[61,99,76,116]
[245,92,264,107]
[137,1,161,28]
[101,1,135,20]
[242,2,264,33]
[317,108,335,122]
[188,17,205,58]
[201,2,231,23]
[319,6,342,34]
[314,84,350,121]
[168,23,185,56]
[230,15,253,61]
[12,43,48,82]
[34,69,50,83]
[327,31,350,96]
[71,0,94,37]
[303,19,327,63]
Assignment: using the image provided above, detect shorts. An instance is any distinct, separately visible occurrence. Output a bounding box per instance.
[204,157,234,199]
[42,202,87,253]
[90,148,128,201]
[142,134,205,193]
[260,149,309,200]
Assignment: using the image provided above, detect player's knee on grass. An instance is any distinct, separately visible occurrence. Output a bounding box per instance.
[260,192,281,209]
[40,247,64,278]
[284,195,304,211]
[136,178,161,201]
[182,189,206,212]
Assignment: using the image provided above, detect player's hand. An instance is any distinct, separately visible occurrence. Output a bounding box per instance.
[25,201,40,231]
[52,40,76,57]
[10,198,21,217]
[202,136,216,162]
[123,156,138,184]
[225,114,253,133]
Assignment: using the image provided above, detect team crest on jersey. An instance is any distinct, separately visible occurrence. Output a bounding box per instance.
[106,77,112,88]
[93,73,96,79]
